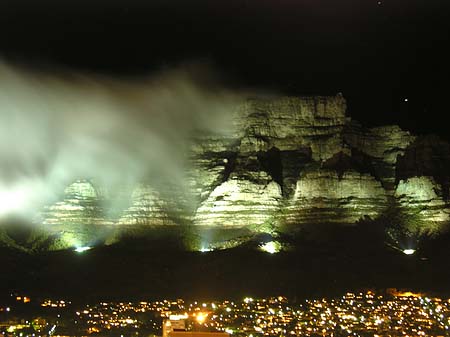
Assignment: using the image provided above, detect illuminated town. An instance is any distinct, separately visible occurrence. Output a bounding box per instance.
[1,290,449,337]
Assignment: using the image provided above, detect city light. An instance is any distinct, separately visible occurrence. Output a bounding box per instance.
[195,312,207,324]
[4,291,449,336]
[74,246,92,253]
[243,297,254,304]
[403,249,416,255]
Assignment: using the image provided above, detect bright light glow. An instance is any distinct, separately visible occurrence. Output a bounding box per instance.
[403,249,415,255]
[169,314,188,320]
[259,241,281,254]
[74,246,92,253]
[396,291,422,297]
[0,187,27,216]
[244,297,254,303]
[199,247,212,252]
[195,312,207,324]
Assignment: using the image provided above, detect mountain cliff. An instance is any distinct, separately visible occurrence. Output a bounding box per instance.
[3,94,450,251]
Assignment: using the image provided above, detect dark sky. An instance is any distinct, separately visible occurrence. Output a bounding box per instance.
[1,0,449,136]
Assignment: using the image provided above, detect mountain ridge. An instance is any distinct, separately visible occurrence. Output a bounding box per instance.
[2,94,450,251]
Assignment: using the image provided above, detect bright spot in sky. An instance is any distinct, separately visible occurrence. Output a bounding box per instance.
[74,246,92,253]
[404,98,409,102]
[259,241,281,254]
[403,249,416,255]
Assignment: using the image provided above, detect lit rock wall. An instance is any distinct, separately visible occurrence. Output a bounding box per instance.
[117,185,178,226]
[286,169,387,224]
[235,95,348,161]
[396,135,450,196]
[40,180,112,226]
[194,172,282,229]
[395,177,450,234]
[36,180,114,250]
[345,122,415,189]
[14,94,450,251]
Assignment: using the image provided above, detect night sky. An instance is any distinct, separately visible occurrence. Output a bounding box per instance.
[1,0,449,136]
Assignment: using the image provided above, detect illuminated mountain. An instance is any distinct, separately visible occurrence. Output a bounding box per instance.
[2,95,450,251]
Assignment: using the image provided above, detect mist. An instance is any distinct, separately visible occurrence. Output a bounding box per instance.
[0,61,242,222]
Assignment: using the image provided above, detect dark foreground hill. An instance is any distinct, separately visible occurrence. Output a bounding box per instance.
[1,227,450,303]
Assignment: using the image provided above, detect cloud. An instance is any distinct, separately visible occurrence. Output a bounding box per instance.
[0,61,241,220]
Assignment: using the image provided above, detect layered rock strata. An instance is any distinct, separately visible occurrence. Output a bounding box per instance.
[395,176,450,234]
[286,169,387,225]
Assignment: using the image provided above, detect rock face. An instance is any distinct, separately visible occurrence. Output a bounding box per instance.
[345,123,416,190]
[395,176,450,234]
[4,94,450,251]
[286,169,387,225]
[235,96,348,161]
[40,181,112,227]
[194,172,282,229]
